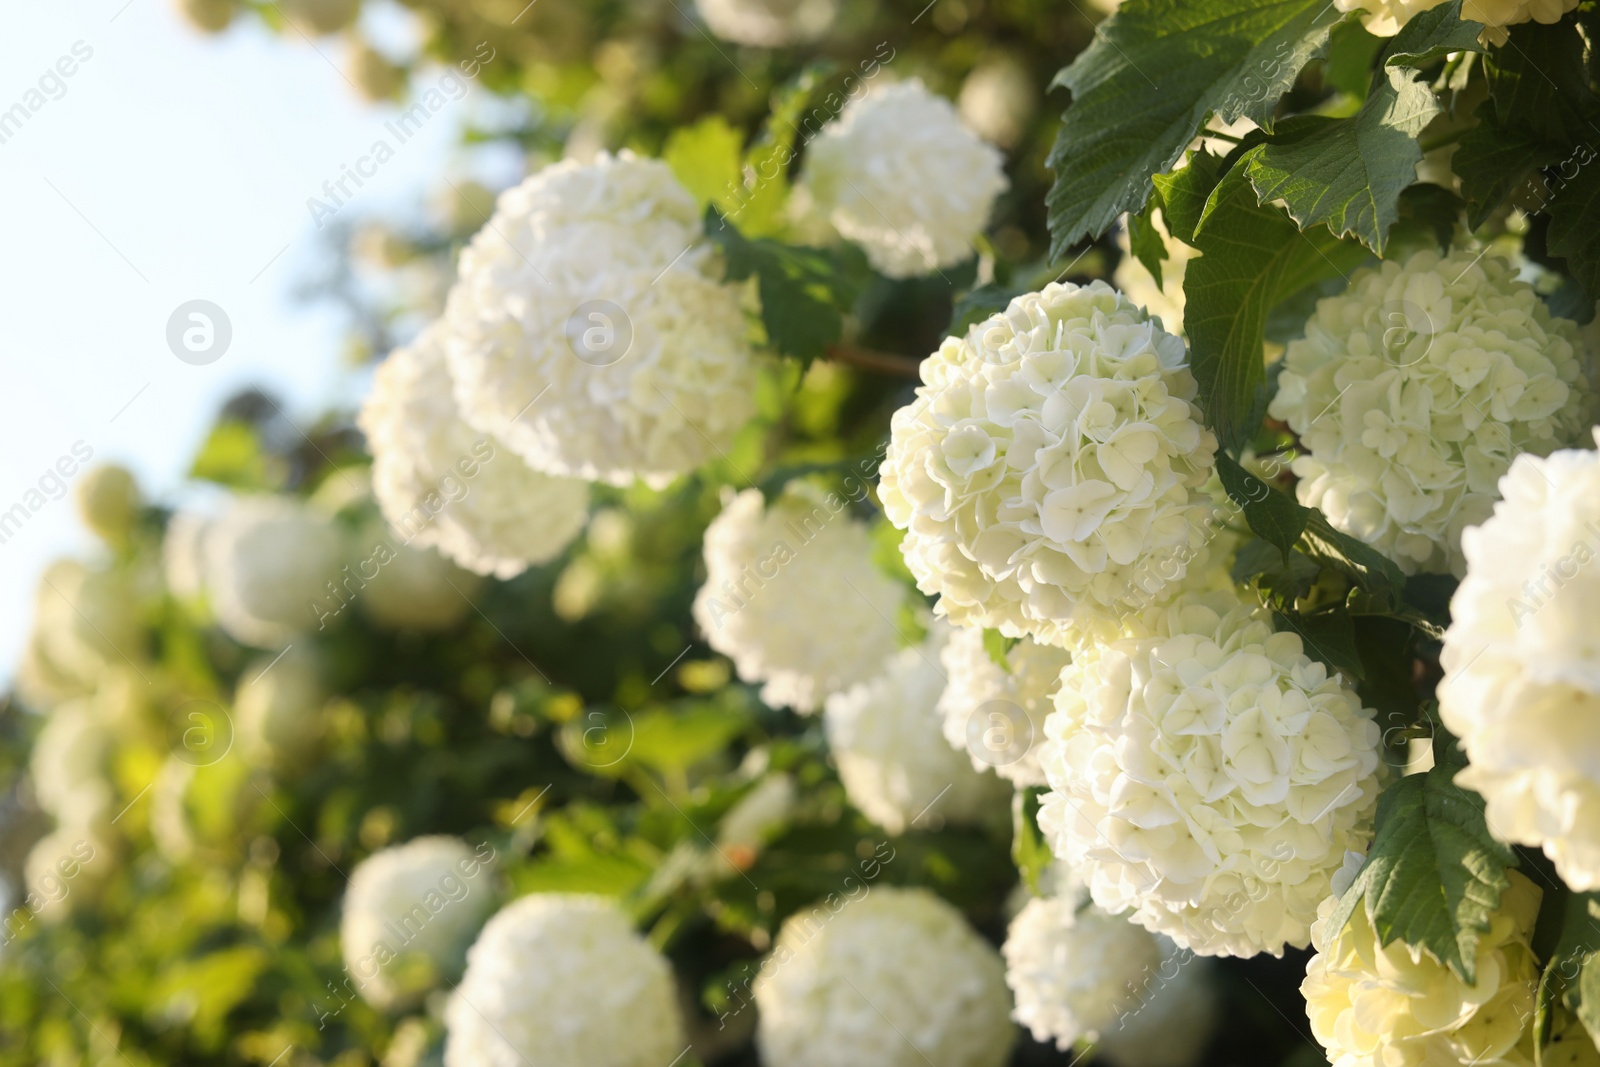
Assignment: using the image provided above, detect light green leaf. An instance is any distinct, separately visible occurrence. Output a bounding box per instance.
[1013,787,1053,896]
[664,115,745,214]
[1045,0,1340,256]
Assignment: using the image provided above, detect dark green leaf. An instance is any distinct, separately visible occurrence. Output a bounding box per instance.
[1578,935,1600,1048]
[1216,452,1308,559]
[1013,787,1053,896]
[1329,729,1518,983]
[1392,183,1466,249]
[1453,118,1560,228]
[1483,18,1599,150]
[1274,609,1364,679]
[1044,0,1341,256]
[1127,199,1169,288]
[1323,19,1384,100]
[1184,168,1369,450]
[1546,162,1600,301]
[1379,0,1485,66]
[949,282,1023,335]
[1300,512,1406,601]
[1152,148,1229,245]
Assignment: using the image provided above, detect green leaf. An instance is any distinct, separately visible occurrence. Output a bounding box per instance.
[1183,167,1370,450]
[1323,19,1384,100]
[1546,162,1600,302]
[1300,512,1407,601]
[189,420,284,491]
[1044,0,1341,256]
[1393,183,1466,249]
[1578,938,1600,1049]
[1152,147,1229,245]
[1127,199,1169,288]
[949,282,1023,335]
[1330,730,1518,983]
[1241,3,1485,254]
[1454,118,1561,228]
[1483,18,1599,151]
[663,115,745,214]
[709,207,859,366]
[1013,787,1053,896]
[734,61,839,237]
[625,703,750,776]
[982,629,1018,672]
[1216,452,1307,560]
[1274,610,1364,680]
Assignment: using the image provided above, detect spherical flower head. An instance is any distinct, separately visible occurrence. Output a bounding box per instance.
[1037,591,1384,957]
[74,463,141,545]
[236,645,325,766]
[1302,869,1543,1067]
[1333,0,1578,44]
[1096,942,1221,1067]
[279,0,357,35]
[29,700,112,828]
[25,828,107,923]
[354,523,484,632]
[1114,209,1195,337]
[1003,895,1164,1050]
[29,559,141,684]
[692,486,906,713]
[754,886,1015,1067]
[801,80,1007,278]
[203,495,346,647]
[1440,434,1600,889]
[1267,247,1591,577]
[442,152,761,488]
[174,0,236,33]
[163,511,213,602]
[341,836,500,1011]
[824,624,1012,835]
[360,323,590,579]
[938,626,1072,786]
[958,54,1037,150]
[880,281,1219,649]
[444,893,683,1067]
[694,0,837,46]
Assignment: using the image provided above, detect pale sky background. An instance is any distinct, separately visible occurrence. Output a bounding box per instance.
[0,0,481,677]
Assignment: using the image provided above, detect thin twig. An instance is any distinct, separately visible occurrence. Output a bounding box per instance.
[825,343,923,378]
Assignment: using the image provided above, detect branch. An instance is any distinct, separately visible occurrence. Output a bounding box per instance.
[825,343,923,378]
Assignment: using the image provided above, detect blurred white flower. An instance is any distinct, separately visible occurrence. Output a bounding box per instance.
[754,886,1015,1067]
[74,463,140,544]
[1096,942,1220,1067]
[801,80,1006,278]
[443,152,761,488]
[711,772,798,876]
[693,486,905,713]
[359,322,590,580]
[355,527,484,632]
[958,54,1037,150]
[23,828,105,923]
[29,700,112,828]
[444,893,683,1067]
[1440,433,1600,889]
[824,624,1012,835]
[1303,870,1543,1067]
[163,511,214,602]
[1037,591,1383,957]
[17,560,141,709]
[235,645,326,766]
[1003,896,1163,1050]
[880,281,1218,649]
[341,836,500,1011]
[278,0,358,35]
[1267,248,1591,576]
[694,0,837,46]
[203,495,347,647]
[937,626,1070,786]
[1333,0,1578,43]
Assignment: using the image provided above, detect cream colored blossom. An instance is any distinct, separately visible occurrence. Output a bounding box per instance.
[444,894,683,1067]
[1267,248,1590,576]
[880,281,1218,649]
[1037,591,1384,957]
[1097,943,1220,1067]
[203,495,347,647]
[341,837,499,1010]
[235,645,325,766]
[1302,870,1544,1067]
[355,527,484,632]
[1333,0,1578,44]
[801,80,1006,278]
[29,700,113,828]
[1440,434,1600,889]
[958,54,1037,150]
[824,625,1012,835]
[359,323,590,579]
[693,486,905,713]
[443,152,760,488]
[74,464,140,544]
[754,886,1015,1067]
[938,626,1071,786]
[694,0,836,46]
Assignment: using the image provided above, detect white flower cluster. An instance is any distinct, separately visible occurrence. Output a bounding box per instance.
[802,80,1006,278]
[1333,0,1578,43]
[30,699,113,829]
[74,463,140,544]
[356,528,482,632]
[203,495,346,647]
[753,886,1015,1067]
[1003,895,1162,1050]
[1037,592,1384,957]
[341,836,499,1011]
[1440,434,1600,890]
[693,487,905,713]
[1004,895,1219,1067]
[443,152,760,488]
[1303,870,1543,1067]
[359,322,590,580]
[16,560,140,710]
[937,626,1071,786]
[1268,248,1590,576]
[824,625,1011,835]
[444,893,683,1067]
[694,0,837,46]
[958,54,1037,150]
[880,281,1218,649]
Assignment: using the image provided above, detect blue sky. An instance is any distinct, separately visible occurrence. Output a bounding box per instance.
[0,0,469,676]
